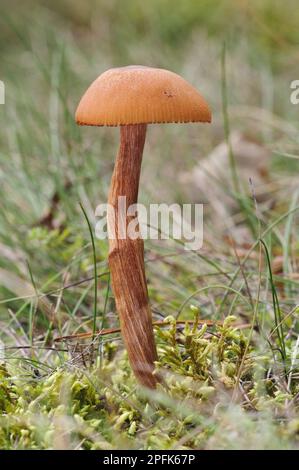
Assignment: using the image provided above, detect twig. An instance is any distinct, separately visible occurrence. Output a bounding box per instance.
[54,319,250,343]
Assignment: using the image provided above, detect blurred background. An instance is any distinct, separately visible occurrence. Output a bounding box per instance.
[1,0,299,355]
[1,0,299,367]
[0,0,299,449]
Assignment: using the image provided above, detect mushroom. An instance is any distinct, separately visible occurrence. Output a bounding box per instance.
[76,65,211,388]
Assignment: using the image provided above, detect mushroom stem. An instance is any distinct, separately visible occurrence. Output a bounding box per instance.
[107,124,158,388]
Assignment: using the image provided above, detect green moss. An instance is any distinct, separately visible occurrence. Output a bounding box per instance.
[0,316,298,449]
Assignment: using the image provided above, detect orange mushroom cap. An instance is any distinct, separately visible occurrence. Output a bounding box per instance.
[76,65,211,126]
